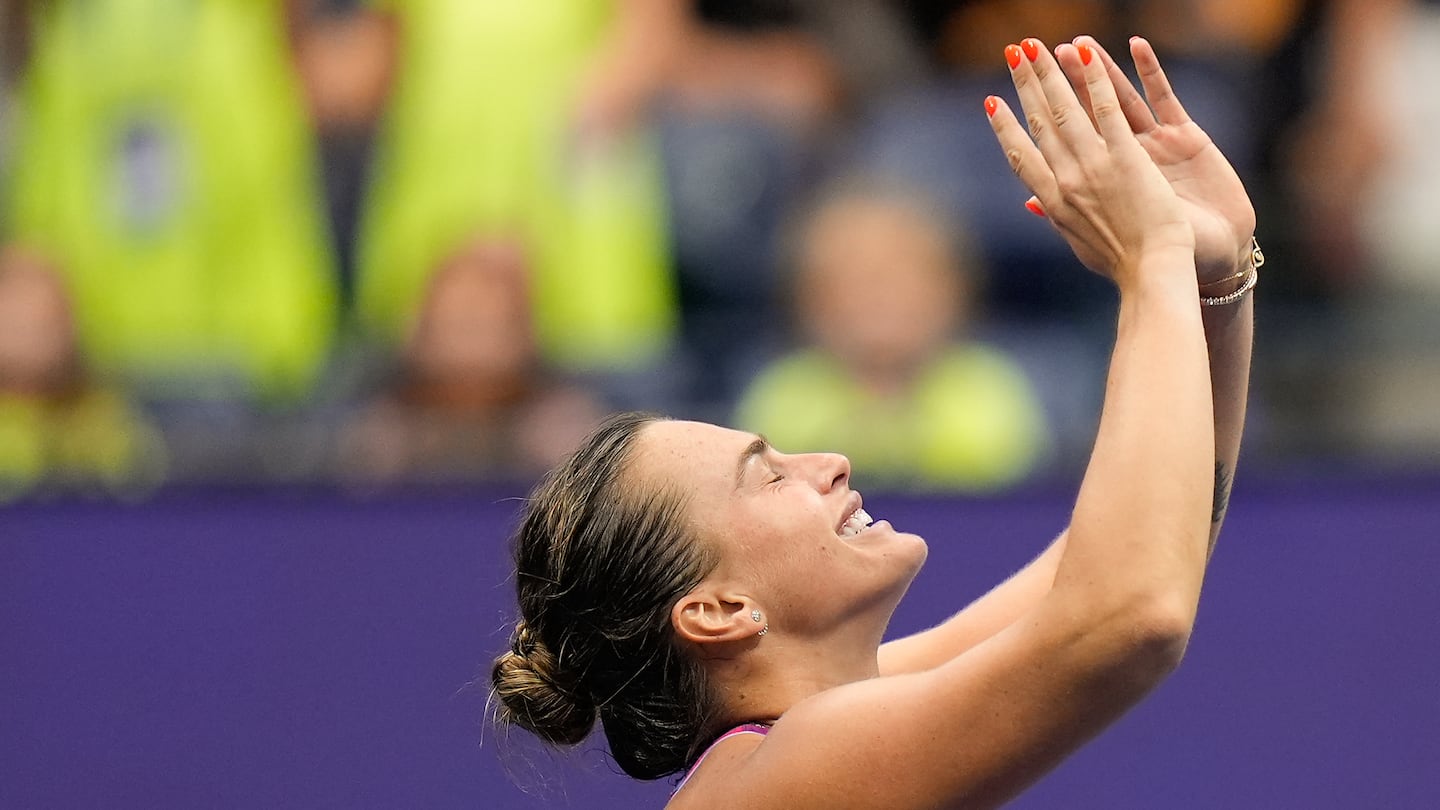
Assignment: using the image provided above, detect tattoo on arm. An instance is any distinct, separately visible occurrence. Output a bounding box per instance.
[1211,462,1232,525]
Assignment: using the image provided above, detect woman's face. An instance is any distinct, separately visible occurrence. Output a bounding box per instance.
[633,420,928,640]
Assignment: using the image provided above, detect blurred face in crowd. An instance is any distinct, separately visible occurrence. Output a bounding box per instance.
[796,194,967,380]
[407,238,536,391]
[0,249,77,392]
[292,3,397,132]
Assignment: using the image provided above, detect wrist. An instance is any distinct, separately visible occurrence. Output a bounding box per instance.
[1197,234,1257,287]
[1116,246,1197,297]
[1199,237,1263,307]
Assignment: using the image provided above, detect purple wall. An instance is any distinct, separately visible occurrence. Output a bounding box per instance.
[2,479,1437,809]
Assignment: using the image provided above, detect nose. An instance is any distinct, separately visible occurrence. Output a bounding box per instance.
[801,452,850,493]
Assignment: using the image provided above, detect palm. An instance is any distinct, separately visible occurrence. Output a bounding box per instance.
[1136,121,1255,282]
[1059,39,1257,283]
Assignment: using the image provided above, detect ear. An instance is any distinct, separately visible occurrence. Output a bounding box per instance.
[671,586,763,648]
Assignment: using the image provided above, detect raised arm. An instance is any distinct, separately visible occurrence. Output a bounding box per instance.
[705,39,1228,810]
[1070,35,1257,552]
[878,35,1255,675]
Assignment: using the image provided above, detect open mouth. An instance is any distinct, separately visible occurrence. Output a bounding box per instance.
[838,504,875,539]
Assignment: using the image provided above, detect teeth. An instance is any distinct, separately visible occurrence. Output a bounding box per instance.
[838,507,875,539]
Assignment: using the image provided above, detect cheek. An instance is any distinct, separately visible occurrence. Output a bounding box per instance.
[728,507,834,582]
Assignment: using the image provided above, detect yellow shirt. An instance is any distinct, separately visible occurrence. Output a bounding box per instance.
[736,346,1049,491]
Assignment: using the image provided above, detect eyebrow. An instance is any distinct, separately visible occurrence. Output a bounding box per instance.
[734,435,770,490]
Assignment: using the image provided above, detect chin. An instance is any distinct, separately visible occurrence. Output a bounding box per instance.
[885,526,930,569]
[876,531,929,603]
[901,534,929,580]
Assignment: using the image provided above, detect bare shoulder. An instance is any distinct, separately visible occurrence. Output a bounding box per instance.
[668,672,947,810]
[666,732,767,810]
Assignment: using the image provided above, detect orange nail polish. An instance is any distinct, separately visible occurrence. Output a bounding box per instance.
[1021,38,1041,62]
[1078,43,1094,66]
[984,96,999,118]
[1025,199,1046,217]
[1005,44,1022,69]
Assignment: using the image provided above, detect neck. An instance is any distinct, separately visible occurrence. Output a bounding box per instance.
[706,630,882,729]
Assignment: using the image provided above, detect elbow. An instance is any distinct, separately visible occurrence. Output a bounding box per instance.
[1048,587,1199,683]
[1124,597,1196,679]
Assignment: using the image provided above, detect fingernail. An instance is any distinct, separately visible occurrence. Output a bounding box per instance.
[1078,43,1094,65]
[1021,38,1041,62]
[1005,44,1022,70]
[1025,199,1046,217]
[984,96,999,118]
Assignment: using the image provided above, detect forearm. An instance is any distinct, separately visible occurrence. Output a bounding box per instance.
[1054,258,1215,621]
[882,264,1254,676]
[1201,288,1254,553]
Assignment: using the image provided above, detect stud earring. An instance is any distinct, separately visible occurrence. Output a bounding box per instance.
[751,609,762,623]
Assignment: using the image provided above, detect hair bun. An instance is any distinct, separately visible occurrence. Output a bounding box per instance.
[491,621,596,746]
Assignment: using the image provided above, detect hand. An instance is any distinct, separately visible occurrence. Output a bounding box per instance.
[1049,36,1257,284]
[987,37,1195,290]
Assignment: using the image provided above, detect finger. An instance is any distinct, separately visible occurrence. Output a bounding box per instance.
[986,95,1059,206]
[1079,36,1157,134]
[1129,36,1190,125]
[1058,39,1158,136]
[1006,42,1070,162]
[1018,37,1102,157]
[1055,44,1099,132]
[1065,38,1139,151]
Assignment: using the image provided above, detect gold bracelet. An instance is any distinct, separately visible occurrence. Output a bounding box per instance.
[1199,269,1247,291]
[1200,265,1258,306]
[1199,269,1246,291]
[1199,237,1263,307]
[1199,237,1265,291]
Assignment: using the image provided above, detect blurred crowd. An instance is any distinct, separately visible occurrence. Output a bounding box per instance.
[1,0,1438,500]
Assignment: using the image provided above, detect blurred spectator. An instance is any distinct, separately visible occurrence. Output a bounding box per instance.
[0,247,163,500]
[657,1,853,410]
[355,1,682,374]
[3,0,338,403]
[1293,0,1440,296]
[286,0,398,307]
[336,237,608,484]
[1275,0,1440,460]
[735,182,1049,491]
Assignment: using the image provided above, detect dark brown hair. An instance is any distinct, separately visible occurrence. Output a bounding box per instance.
[490,412,719,779]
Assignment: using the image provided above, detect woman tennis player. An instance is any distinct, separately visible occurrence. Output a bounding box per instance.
[492,34,1257,808]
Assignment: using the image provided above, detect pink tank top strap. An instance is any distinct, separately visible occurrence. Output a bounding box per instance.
[672,723,771,794]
